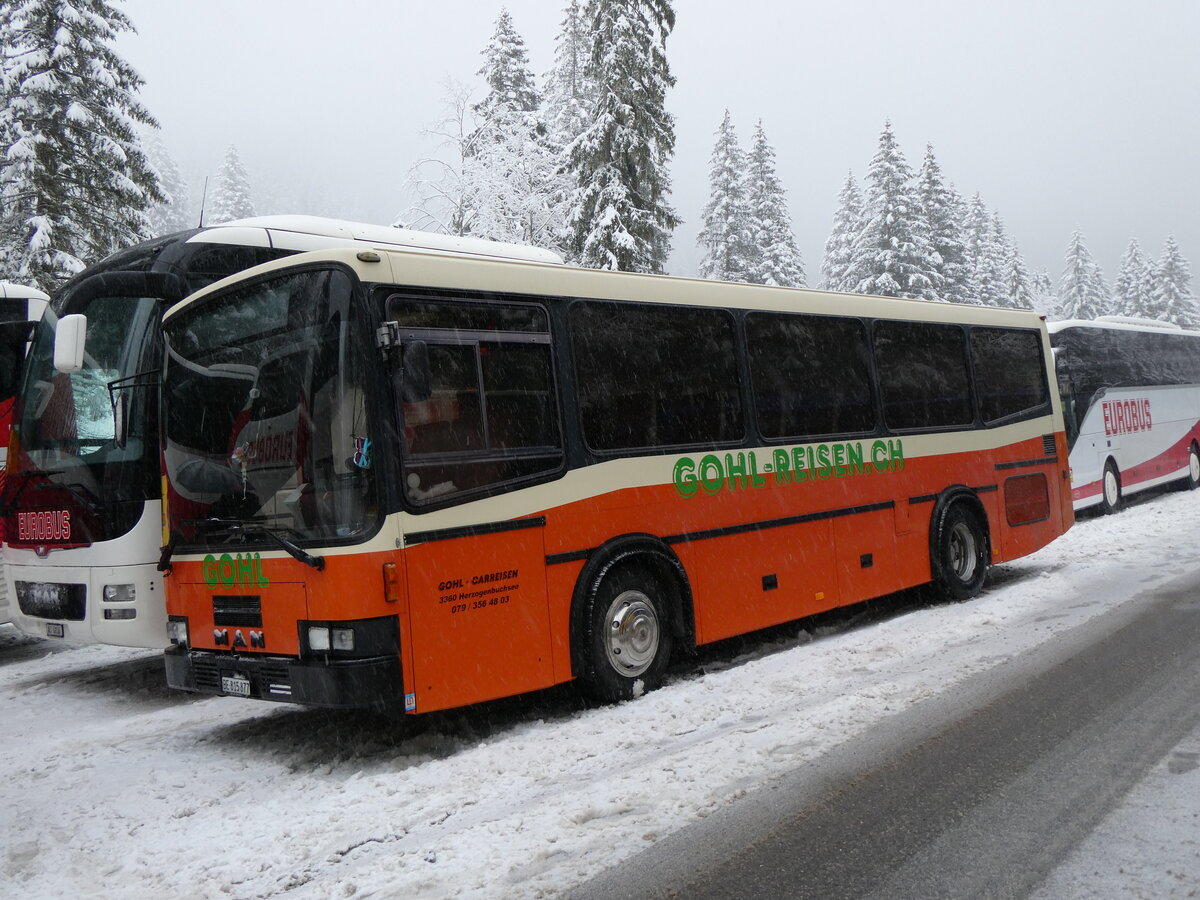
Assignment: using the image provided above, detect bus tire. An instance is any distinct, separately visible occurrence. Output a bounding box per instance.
[1100,459,1122,514]
[578,563,674,703]
[931,502,989,602]
[1179,444,1200,491]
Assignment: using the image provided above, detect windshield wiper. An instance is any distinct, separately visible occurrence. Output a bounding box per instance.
[185,517,326,570]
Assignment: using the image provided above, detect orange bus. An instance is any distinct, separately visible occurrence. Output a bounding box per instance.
[158,248,1073,713]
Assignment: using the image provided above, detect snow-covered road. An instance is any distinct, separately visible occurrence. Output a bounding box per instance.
[3,490,1199,898]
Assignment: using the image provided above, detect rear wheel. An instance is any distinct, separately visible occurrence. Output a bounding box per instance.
[1100,460,1122,514]
[578,564,674,703]
[1180,444,1200,491]
[932,502,989,602]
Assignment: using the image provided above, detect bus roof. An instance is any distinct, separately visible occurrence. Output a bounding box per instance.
[165,245,1054,331]
[1048,317,1200,338]
[203,216,565,265]
[0,282,50,303]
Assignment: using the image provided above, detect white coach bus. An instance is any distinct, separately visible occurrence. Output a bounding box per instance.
[1050,317,1200,513]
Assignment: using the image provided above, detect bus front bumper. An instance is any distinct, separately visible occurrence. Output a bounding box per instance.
[164,646,403,710]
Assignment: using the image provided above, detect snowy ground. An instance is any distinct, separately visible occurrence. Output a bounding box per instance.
[2,491,1199,899]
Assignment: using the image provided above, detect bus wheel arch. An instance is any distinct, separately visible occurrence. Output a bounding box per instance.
[569,536,693,702]
[1100,458,1122,513]
[928,488,990,602]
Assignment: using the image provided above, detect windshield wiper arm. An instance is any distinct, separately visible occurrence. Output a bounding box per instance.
[186,517,326,571]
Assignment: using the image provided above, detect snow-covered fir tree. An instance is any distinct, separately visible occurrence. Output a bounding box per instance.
[543,1,595,252]
[844,122,936,300]
[466,10,562,249]
[1031,269,1058,317]
[914,145,968,303]
[0,0,161,288]
[543,1,593,152]
[1058,230,1111,320]
[144,132,192,236]
[1113,238,1156,318]
[961,195,1003,306]
[696,110,752,282]
[567,0,679,272]
[820,170,862,292]
[472,8,540,143]
[743,120,805,287]
[207,145,255,224]
[1003,242,1036,310]
[1149,235,1197,328]
[402,80,480,236]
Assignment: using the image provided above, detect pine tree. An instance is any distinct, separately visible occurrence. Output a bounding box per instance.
[820,170,862,292]
[914,145,968,303]
[1003,243,1036,310]
[472,8,541,142]
[845,122,936,300]
[696,111,752,282]
[543,0,593,151]
[1058,230,1110,320]
[543,1,594,253]
[207,145,255,223]
[0,0,161,289]
[961,195,1001,306]
[567,0,679,272]
[466,10,561,249]
[1149,235,1197,328]
[1031,269,1057,317]
[743,121,804,287]
[988,212,1017,306]
[1114,238,1156,318]
[144,133,192,236]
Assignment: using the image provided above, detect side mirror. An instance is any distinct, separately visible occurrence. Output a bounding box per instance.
[401,340,432,403]
[54,313,87,374]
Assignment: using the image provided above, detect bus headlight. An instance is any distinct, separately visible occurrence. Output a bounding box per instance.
[103,584,136,603]
[167,617,189,647]
[331,628,355,651]
[308,625,331,652]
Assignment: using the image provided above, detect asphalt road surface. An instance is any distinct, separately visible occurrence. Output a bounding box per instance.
[575,568,1200,899]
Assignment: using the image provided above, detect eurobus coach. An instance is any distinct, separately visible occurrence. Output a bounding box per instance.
[1050,316,1200,513]
[157,247,1074,714]
[2,217,560,648]
[0,282,50,626]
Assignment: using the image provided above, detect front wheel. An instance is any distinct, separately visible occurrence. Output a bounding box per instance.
[1100,460,1122,514]
[932,502,989,602]
[578,565,674,703]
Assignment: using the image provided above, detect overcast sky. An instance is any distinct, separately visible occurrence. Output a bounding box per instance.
[115,0,1198,284]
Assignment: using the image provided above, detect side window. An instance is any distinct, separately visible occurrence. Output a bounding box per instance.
[570,300,743,451]
[875,320,973,430]
[970,327,1050,424]
[746,313,875,439]
[389,296,562,506]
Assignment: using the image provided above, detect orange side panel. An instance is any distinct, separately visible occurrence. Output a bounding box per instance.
[404,525,554,713]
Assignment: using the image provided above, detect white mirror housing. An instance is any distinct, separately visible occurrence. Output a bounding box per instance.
[53,313,87,373]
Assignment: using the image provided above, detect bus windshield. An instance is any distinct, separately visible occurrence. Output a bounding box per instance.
[5,295,159,545]
[162,267,378,549]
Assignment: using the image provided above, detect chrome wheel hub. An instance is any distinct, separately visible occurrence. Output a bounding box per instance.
[948,521,977,581]
[604,590,660,677]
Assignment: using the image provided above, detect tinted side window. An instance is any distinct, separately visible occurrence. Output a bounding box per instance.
[971,327,1050,423]
[875,321,973,430]
[746,313,875,439]
[570,301,743,451]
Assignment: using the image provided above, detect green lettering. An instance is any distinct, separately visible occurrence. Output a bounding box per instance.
[202,554,218,586]
[847,442,864,475]
[725,452,749,490]
[218,553,235,587]
[673,457,699,498]
[699,454,724,495]
[773,449,792,484]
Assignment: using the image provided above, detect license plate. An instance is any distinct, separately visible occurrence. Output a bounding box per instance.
[221,675,252,697]
[46,622,64,638]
